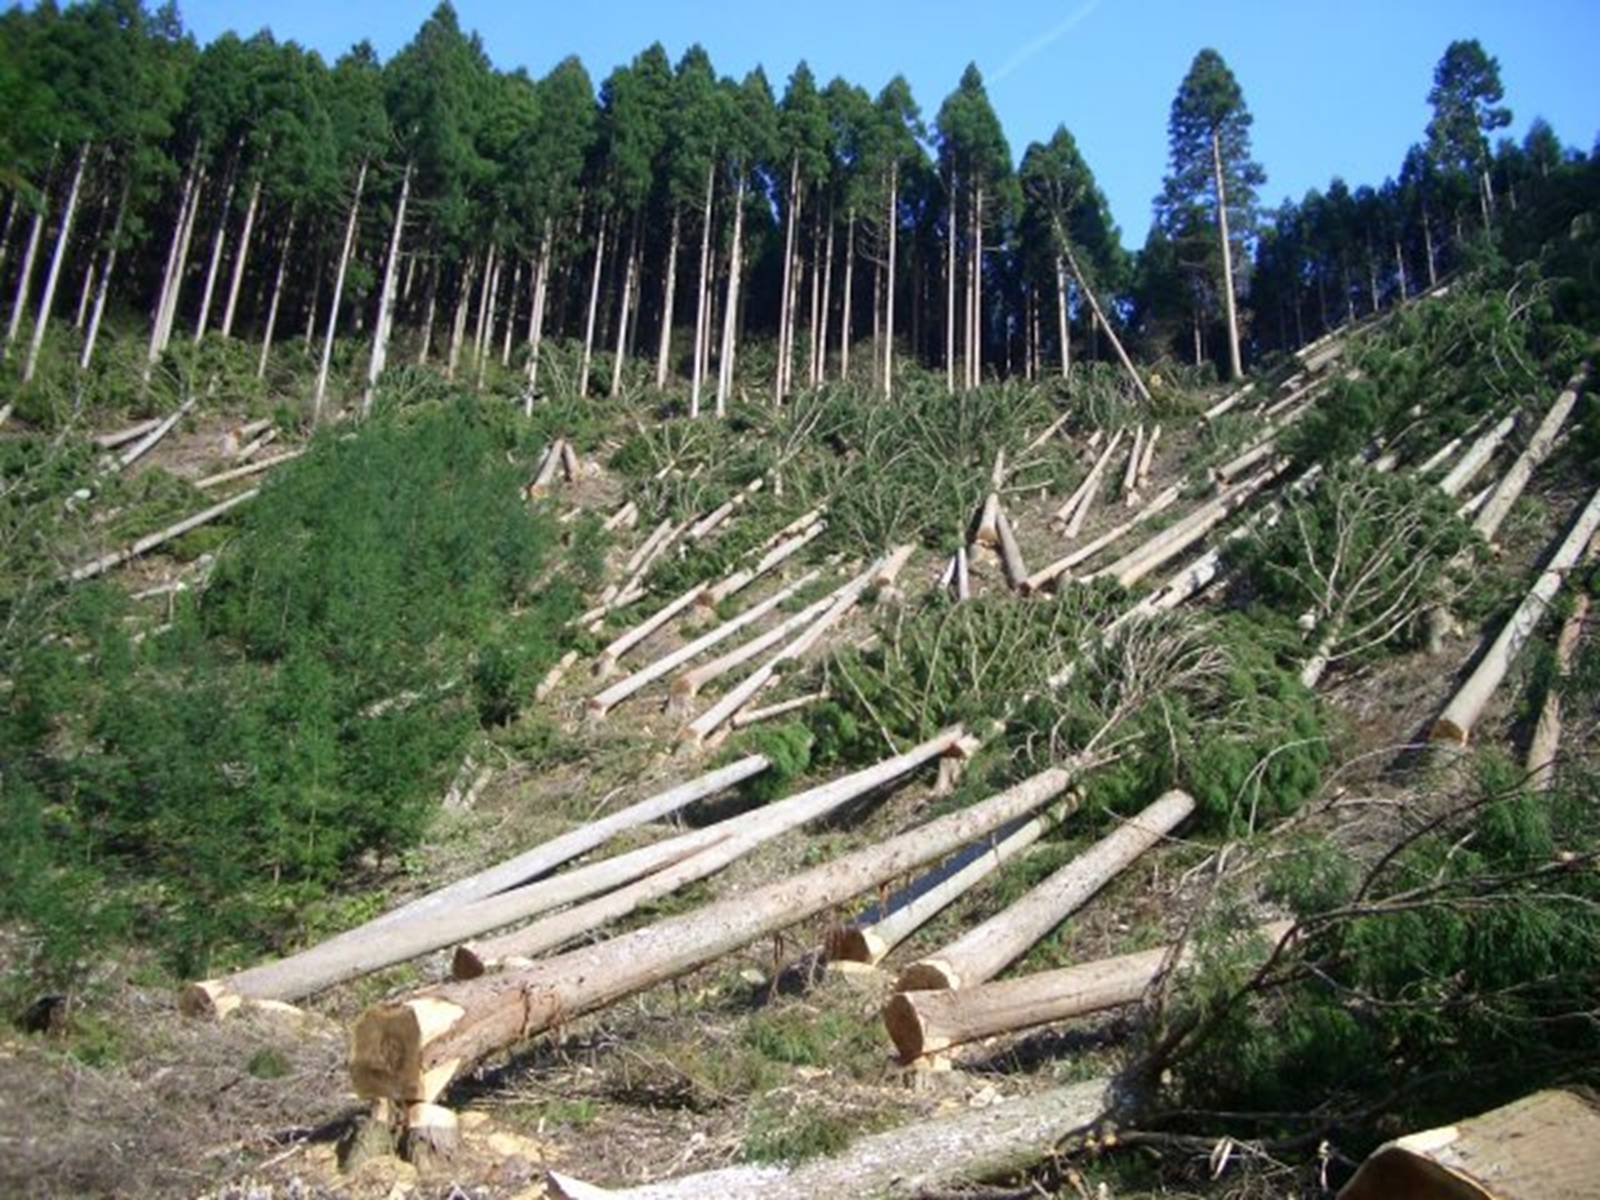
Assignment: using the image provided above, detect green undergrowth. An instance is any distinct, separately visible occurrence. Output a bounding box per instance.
[1,397,597,991]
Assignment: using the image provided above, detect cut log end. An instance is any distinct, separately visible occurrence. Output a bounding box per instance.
[402,1102,460,1171]
[450,945,489,980]
[896,959,958,993]
[349,998,466,1103]
[824,926,887,966]
[883,992,948,1063]
[179,979,242,1020]
[1428,719,1470,748]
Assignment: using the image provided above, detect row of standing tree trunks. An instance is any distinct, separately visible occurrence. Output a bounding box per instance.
[451,727,979,977]
[180,755,772,1016]
[1430,484,1600,747]
[883,920,1295,1063]
[895,790,1196,993]
[348,758,1089,1104]
[548,1076,1110,1200]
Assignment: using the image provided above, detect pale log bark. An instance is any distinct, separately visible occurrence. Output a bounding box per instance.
[897,789,1195,992]
[827,804,1070,966]
[80,180,128,372]
[886,920,1293,1061]
[1202,382,1254,423]
[774,159,800,402]
[195,448,304,490]
[220,175,261,338]
[193,162,238,342]
[363,160,412,417]
[255,213,294,378]
[654,209,680,391]
[22,142,88,382]
[349,756,1090,1105]
[609,227,639,399]
[5,176,48,356]
[1526,557,1592,790]
[1055,254,1070,378]
[594,584,710,679]
[1121,425,1144,504]
[454,729,968,975]
[715,174,746,417]
[1023,486,1180,594]
[547,1078,1107,1200]
[1061,429,1126,538]
[66,487,257,584]
[945,167,957,394]
[882,165,898,398]
[1212,130,1243,380]
[1059,239,1152,403]
[995,508,1027,589]
[115,395,197,471]
[94,418,159,450]
[313,159,367,422]
[1439,412,1517,498]
[1138,425,1161,487]
[1474,367,1587,542]
[1432,491,1600,745]
[701,519,824,608]
[580,215,607,398]
[180,756,770,1016]
[670,590,839,710]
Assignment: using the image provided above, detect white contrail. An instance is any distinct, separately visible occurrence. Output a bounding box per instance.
[991,0,1104,82]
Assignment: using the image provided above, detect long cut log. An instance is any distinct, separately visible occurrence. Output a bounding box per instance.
[669,590,839,710]
[594,583,709,679]
[1473,365,1588,543]
[65,488,257,584]
[1439,412,1517,498]
[115,395,197,471]
[995,508,1027,589]
[346,750,1084,1106]
[1022,486,1179,595]
[1121,424,1144,502]
[546,1077,1109,1200]
[590,572,819,718]
[702,519,824,607]
[885,920,1293,1062]
[1431,488,1600,745]
[179,756,770,1017]
[93,418,159,450]
[195,449,304,490]
[451,728,970,976]
[896,789,1195,992]
[1526,573,1592,791]
[1056,429,1124,531]
[826,803,1070,966]
[1202,382,1253,422]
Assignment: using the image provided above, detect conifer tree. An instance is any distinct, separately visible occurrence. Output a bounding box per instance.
[1426,39,1510,227]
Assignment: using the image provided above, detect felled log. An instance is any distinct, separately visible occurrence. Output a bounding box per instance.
[451,729,970,976]
[619,519,686,598]
[1339,1089,1600,1200]
[897,789,1195,992]
[732,689,827,729]
[702,520,824,607]
[602,501,639,532]
[64,487,259,584]
[1022,486,1180,595]
[624,518,674,576]
[195,448,304,490]
[1526,575,1591,791]
[685,550,906,744]
[594,583,709,679]
[236,427,278,461]
[535,650,580,700]
[1438,412,1517,498]
[525,439,565,497]
[995,508,1027,589]
[1474,365,1588,543]
[179,756,770,1017]
[546,1077,1109,1200]
[974,492,1001,547]
[590,572,820,718]
[1057,429,1124,534]
[670,590,840,711]
[1431,486,1600,746]
[1137,425,1161,487]
[1415,434,1465,477]
[559,440,581,483]
[1021,409,1072,456]
[1091,461,1284,590]
[687,479,763,543]
[955,544,971,600]
[885,920,1293,1062]
[115,395,197,471]
[1213,437,1277,484]
[1202,382,1254,422]
[826,804,1071,967]
[1121,425,1144,504]
[760,506,826,551]
[348,758,1082,1105]
[93,417,160,450]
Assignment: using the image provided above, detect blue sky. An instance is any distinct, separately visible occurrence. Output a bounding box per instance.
[179,0,1600,246]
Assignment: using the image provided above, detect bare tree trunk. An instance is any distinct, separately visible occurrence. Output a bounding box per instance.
[816,196,835,385]
[1211,129,1243,380]
[526,220,553,408]
[716,174,746,417]
[477,251,502,390]
[362,159,412,418]
[501,260,521,367]
[1422,204,1438,288]
[775,157,800,403]
[4,178,48,357]
[1394,240,1409,302]
[1055,255,1071,378]
[945,168,957,393]
[839,209,855,382]
[312,158,367,423]
[871,254,883,391]
[882,165,899,398]
[22,141,88,382]
[0,190,18,279]
[254,213,295,379]
[609,219,639,399]
[654,208,680,390]
[446,258,474,380]
[805,204,823,388]
[220,174,261,338]
[81,178,129,372]
[416,258,438,365]
[580,213,607,398]
[1060,239,1152,404]
[193,157,238,343]
[471,241,496,367]
[690,164,716,414]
